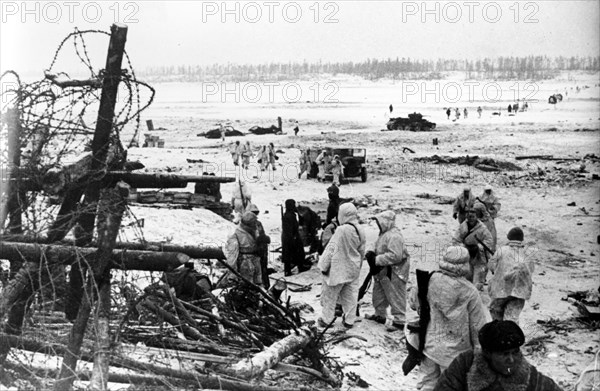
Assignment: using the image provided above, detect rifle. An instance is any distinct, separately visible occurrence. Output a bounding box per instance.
[239,180,247,209]
[475,236,494,262]
[402,269,434,375]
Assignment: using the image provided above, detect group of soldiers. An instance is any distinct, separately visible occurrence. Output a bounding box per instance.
[219,175,561,390]
[228,140,278,171]
[298,149,345,185]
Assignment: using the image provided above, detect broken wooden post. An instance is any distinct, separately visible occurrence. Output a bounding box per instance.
[55,22,129,391]
[89,182,129,390]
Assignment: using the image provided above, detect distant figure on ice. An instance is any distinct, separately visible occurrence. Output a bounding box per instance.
[389,104,394,114]
[298,148,311,179]
[267,143,278,171]
[455,108,460,120]
[240,141,253,169]
[293,121,300,136]
[463,108,468,119]
[219,123,226,141]
[446,108,451,119]
[507,104,513,114]
[229,141,241,166]
[315,149,330,182]
[477,106,483,118]
[330,154,344,186]
[258,145,269,171]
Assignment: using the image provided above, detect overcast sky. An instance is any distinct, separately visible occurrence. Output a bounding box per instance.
[1,1,599,74]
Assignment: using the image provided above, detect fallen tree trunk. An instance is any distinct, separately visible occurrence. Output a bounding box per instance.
[0,242,190,271]
[0,236,225,260]
[107,172,235,188]
[6,358,317,391]
[224,327,313,379]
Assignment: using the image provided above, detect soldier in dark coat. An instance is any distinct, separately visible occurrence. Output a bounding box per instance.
[281,199,307,276]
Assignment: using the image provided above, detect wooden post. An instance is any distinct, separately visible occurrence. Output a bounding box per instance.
[277,116,282,132]
[55,23,129,391]
[4,108,23,237]
[146,119,154,131]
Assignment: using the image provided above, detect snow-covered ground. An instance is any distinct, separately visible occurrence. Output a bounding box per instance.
[119,74,599,390]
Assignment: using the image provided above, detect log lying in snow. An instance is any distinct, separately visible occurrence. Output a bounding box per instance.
[223,327,314,379]
[0,236,225,260]
[0,242,189,271]
[107,172,236,188]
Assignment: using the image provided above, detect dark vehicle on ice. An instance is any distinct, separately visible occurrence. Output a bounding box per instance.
[386,112,436,131]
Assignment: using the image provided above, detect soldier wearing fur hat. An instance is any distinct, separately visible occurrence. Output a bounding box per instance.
[407,246,490,390]
[247,204,271,289]
[433,320,563,390]
[488,227,536,324]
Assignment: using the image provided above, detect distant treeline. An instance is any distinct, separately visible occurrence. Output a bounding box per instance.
[139,56,600,82]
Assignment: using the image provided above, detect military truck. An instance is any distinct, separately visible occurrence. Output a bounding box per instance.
[386,112,436,131]
[307,147,368,183]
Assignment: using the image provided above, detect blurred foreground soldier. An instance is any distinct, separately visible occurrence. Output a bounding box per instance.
[281,199,307,276]
[330,155,344,186]
[479,185,501,220]
[453,187,475,223]
[317,203,366,328]
[231,180,251,223]
[406,247,489,390]
[488,227,535,325]
[433,320,563,390]
[222,212,263,287]
[248,204,271,289]
[452,209,494,290]
[365,211,410,331]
